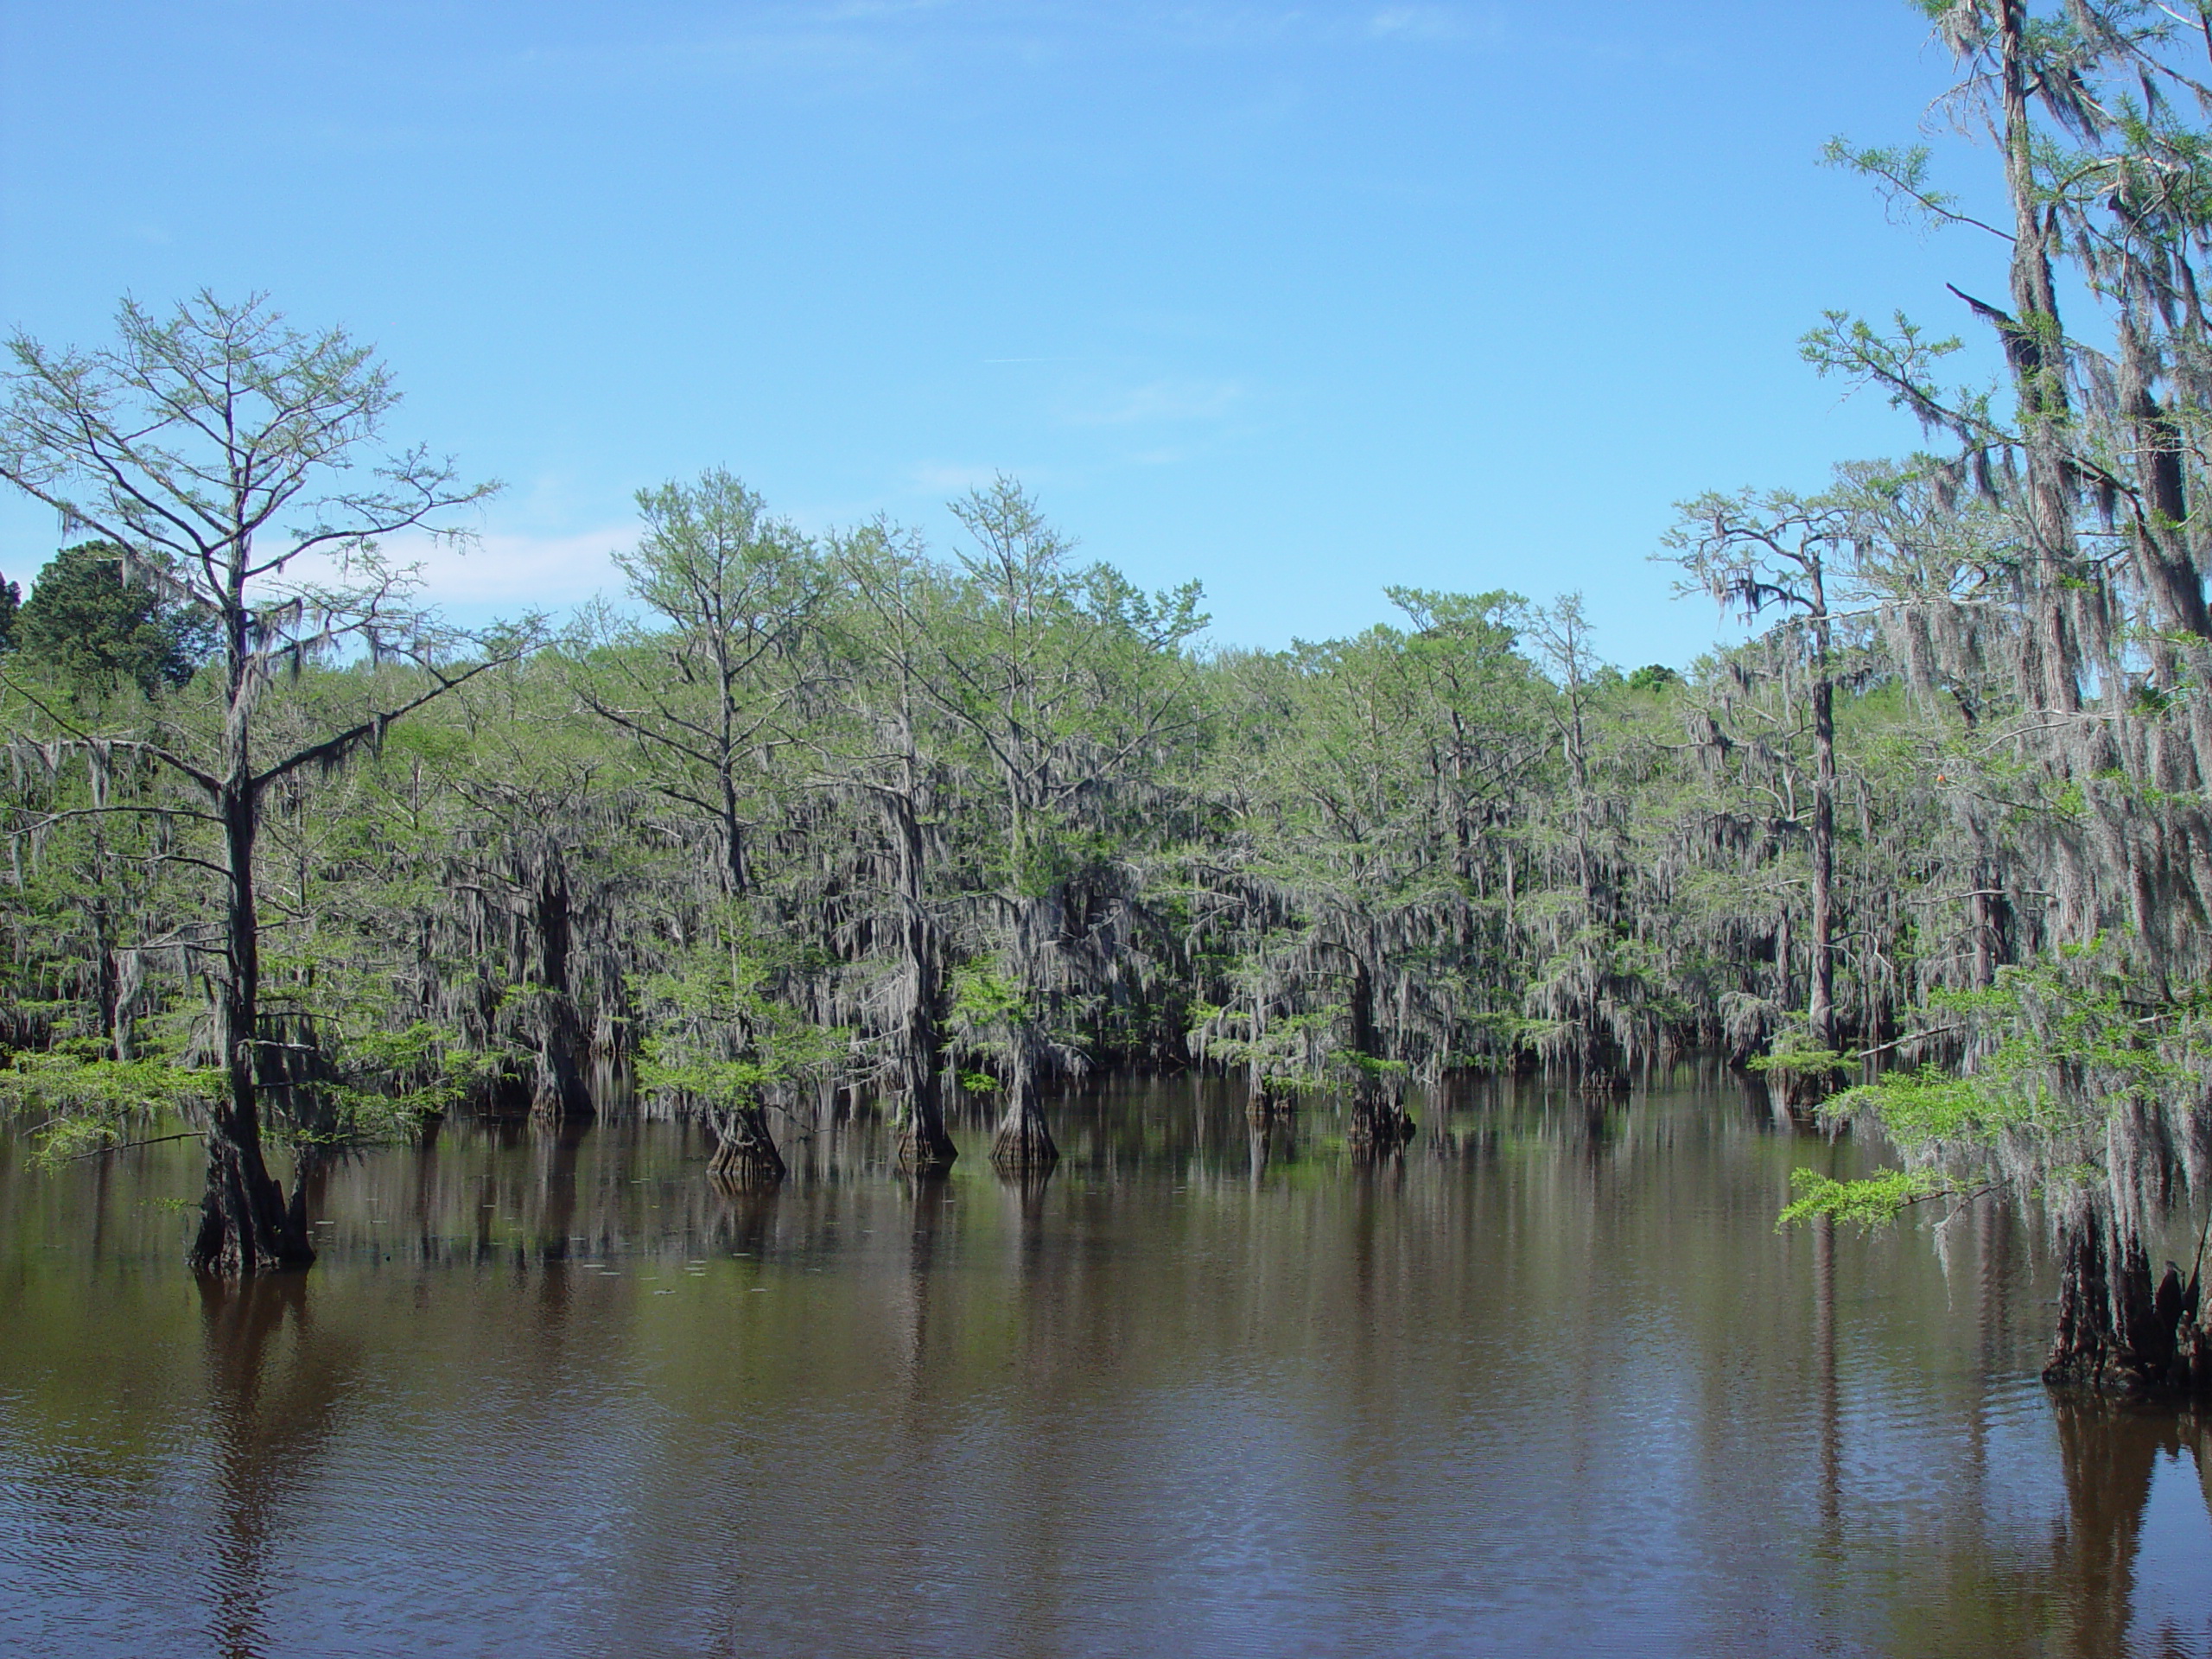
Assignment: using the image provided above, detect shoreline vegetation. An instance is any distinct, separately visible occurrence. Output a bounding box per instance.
[5,0,2212,1402]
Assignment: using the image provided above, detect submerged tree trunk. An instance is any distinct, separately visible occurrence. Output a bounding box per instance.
[898,1058,958,1170]
[1576,1059,1630,1097]
[190,1135,312,1275]
[527,856,594,1122]
[989,1059,1058,1170]
[707,1103,786,1185]
[2044,1208,2207,1395]
[1344,954,1413,1148]
[1245,1070,1291,1126]
[888,791,957,1171]
[190,780,314,1275]
[892,917,956,1168]
[1347,1084,1413,1147]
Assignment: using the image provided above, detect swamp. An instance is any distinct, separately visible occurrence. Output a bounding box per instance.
[6,0,2212,1652]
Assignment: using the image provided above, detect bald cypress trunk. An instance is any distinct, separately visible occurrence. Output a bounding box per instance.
[1344,952,1411,1149]
[1997,0,2088,721]
[1807,578,1837,1053]
[1245,1069,1290,1126]
[888,791,957,1171]
[189,742,312,1274]
[707,1103,786,1184]
[525,856,593,1122]
[2045,1205,2206,1395]
[989,1056,1058,1171]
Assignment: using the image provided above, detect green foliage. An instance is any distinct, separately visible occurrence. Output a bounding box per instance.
[1800,950,2212,1248]
[1777,1166,1953,1230]
[0,1052,221,1166]
[632,918,844,1111]
[321,1020,503,1135]
[256,942,501,1141]
[945,961,1084,1080]
[12,542,208,696]
[950,964,1027,1028]
[1747,1036,1851,1083]
[1827,1064,2023,1149]
[1930,951,2207,1116]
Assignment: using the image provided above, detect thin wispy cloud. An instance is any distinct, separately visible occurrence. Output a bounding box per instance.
[488,3,1361,104]
[908,461,1005,493]
[818,0,958,19]
[1066,378,1245,426]
[1369,5,1470,42]
[301,525,639,611]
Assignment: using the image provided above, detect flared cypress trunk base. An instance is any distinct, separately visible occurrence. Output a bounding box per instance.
[1577,1070,1630,1096]
[1347,1099,1413,1152]
[1769,1061,1847,1112]
[707,1109,786,1185]
[2044,1220,2208,1395]
[1246,1083,1293,1126]
[899,1121,959,1173]
[188,1136,315,1276]
[529,1059,595,1124]
[990,1086,1058,1171]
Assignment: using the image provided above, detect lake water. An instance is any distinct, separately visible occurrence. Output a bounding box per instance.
[2,1072,2208,1657]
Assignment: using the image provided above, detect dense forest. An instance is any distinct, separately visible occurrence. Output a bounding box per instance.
[3,0,2212,1401]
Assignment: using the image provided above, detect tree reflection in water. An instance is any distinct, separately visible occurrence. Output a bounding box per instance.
[197,1274,356,1659]
[2050,1401,2212,1657]
[4,1079,2209,1656]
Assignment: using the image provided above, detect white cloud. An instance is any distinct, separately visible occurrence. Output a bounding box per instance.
[1369,5,1472,41]
[908,461,1006,494]
[1066,378,1244,426]
[818,0,957,20]
[297,524,638,612]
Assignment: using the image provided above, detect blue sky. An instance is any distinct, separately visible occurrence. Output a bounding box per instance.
[1,1,2010,667]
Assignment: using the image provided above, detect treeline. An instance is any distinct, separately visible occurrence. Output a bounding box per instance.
[1,474,1961,1156]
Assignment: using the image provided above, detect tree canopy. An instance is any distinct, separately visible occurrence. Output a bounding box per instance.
[12,541,209,696]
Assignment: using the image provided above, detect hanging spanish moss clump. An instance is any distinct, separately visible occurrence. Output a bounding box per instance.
[1760,0,2212,1391]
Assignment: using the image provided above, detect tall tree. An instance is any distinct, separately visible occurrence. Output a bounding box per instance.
[575,471,826,899]
[0,293,500,1274]
[1667,491,1851,1053]
[827,521,967,1170]
[927,479,1205,1166]
[1192,590,1544,1138]
[1794,0,2212,1385]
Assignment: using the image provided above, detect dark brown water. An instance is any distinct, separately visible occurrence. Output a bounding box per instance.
[2,1073,2208,1658]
